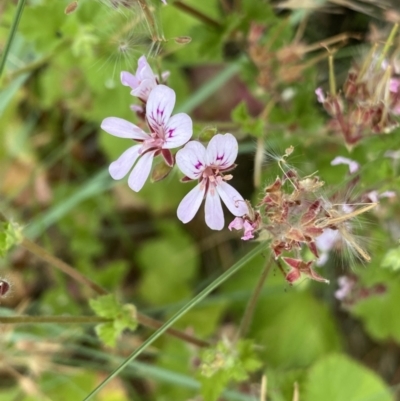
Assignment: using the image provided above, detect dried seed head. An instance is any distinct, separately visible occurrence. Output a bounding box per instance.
[317,24,400,145]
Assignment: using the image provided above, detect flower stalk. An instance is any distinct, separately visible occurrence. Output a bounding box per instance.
[236,256,273,339]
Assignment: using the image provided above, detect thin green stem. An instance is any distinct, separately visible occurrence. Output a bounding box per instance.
[83,243,265,401]
[0,0,27,79]
[236,256,273,339]
[375,23,399,72]
[0,315,111,324]
[173,1,222,29]
[328,54,336,96]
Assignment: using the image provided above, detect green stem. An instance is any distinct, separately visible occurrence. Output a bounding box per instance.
[0,315,111,324]
[236,256,273,339]
[83,243,265,401]
[0,0,27,79]
[328,54,336,96]
[138,0,159,41]
[173,1,221,29]
[375,23,399,72]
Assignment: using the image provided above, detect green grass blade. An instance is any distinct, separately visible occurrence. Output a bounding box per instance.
[25,169,113,238]
[175,56,246,114]
[0,0,27,78]
[83,243,265,400]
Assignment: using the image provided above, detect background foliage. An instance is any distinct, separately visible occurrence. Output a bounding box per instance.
[1,0,400,400]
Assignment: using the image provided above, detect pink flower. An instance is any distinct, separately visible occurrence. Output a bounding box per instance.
[228,212,260,240]
[120,56,158,102]
[315,87,325,103]
[335,276,355,300]
[228,217,255,240]
[101,85,192,192]
[315,228,341,266]
[331,156,359,174]
[176,134,248,230]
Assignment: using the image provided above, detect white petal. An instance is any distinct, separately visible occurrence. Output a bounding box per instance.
[205,190,224,230]
[206,133,238,169]
[128,151,155,192]
[137,56,156,81]
[131,79,157,101]
[101,117,149,140]
[216,181,248,216]
[176,141,207,179]
[163,113,193,149]
[120,71,138,89]
[177,184,205,223]
[146,85,176,132]
[109,144,142,180]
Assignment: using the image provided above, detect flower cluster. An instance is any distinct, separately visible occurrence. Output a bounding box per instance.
[229,150,376,284]
[101,56,247,230]
[316,25,400,146]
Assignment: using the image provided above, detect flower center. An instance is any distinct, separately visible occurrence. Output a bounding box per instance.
[201,166,223,195]
[139,133,164,154]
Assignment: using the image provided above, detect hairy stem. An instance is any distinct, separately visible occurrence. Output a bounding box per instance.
[0,0,27,79]
[237,256,273,338]
[21,237,209,348]
[0,315,111,324]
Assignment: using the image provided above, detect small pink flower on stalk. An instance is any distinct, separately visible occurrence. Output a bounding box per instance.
[101,85,192,192]
[120,56,158,102]
[228,202,261,240]
[229,217,256,240]
[176,134,248,230]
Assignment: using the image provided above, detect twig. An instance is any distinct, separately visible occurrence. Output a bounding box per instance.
[0,315,111,324]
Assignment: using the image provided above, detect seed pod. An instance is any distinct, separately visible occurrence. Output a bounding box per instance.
[174,36,192,45]
[151,161,172,182]
[65,1,78,14]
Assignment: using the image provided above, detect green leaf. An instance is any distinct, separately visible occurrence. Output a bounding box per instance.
[89,294,120,319]
[305,354,393,401]
[137,222,199,305]
[90,295,138,347]
[381,248,400,271]
[251,291,342,368]
[0,221,22,258]
[231,101,264,137]
[95,322,118,348]
[351,277,400,342]
[198,339,262,401]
